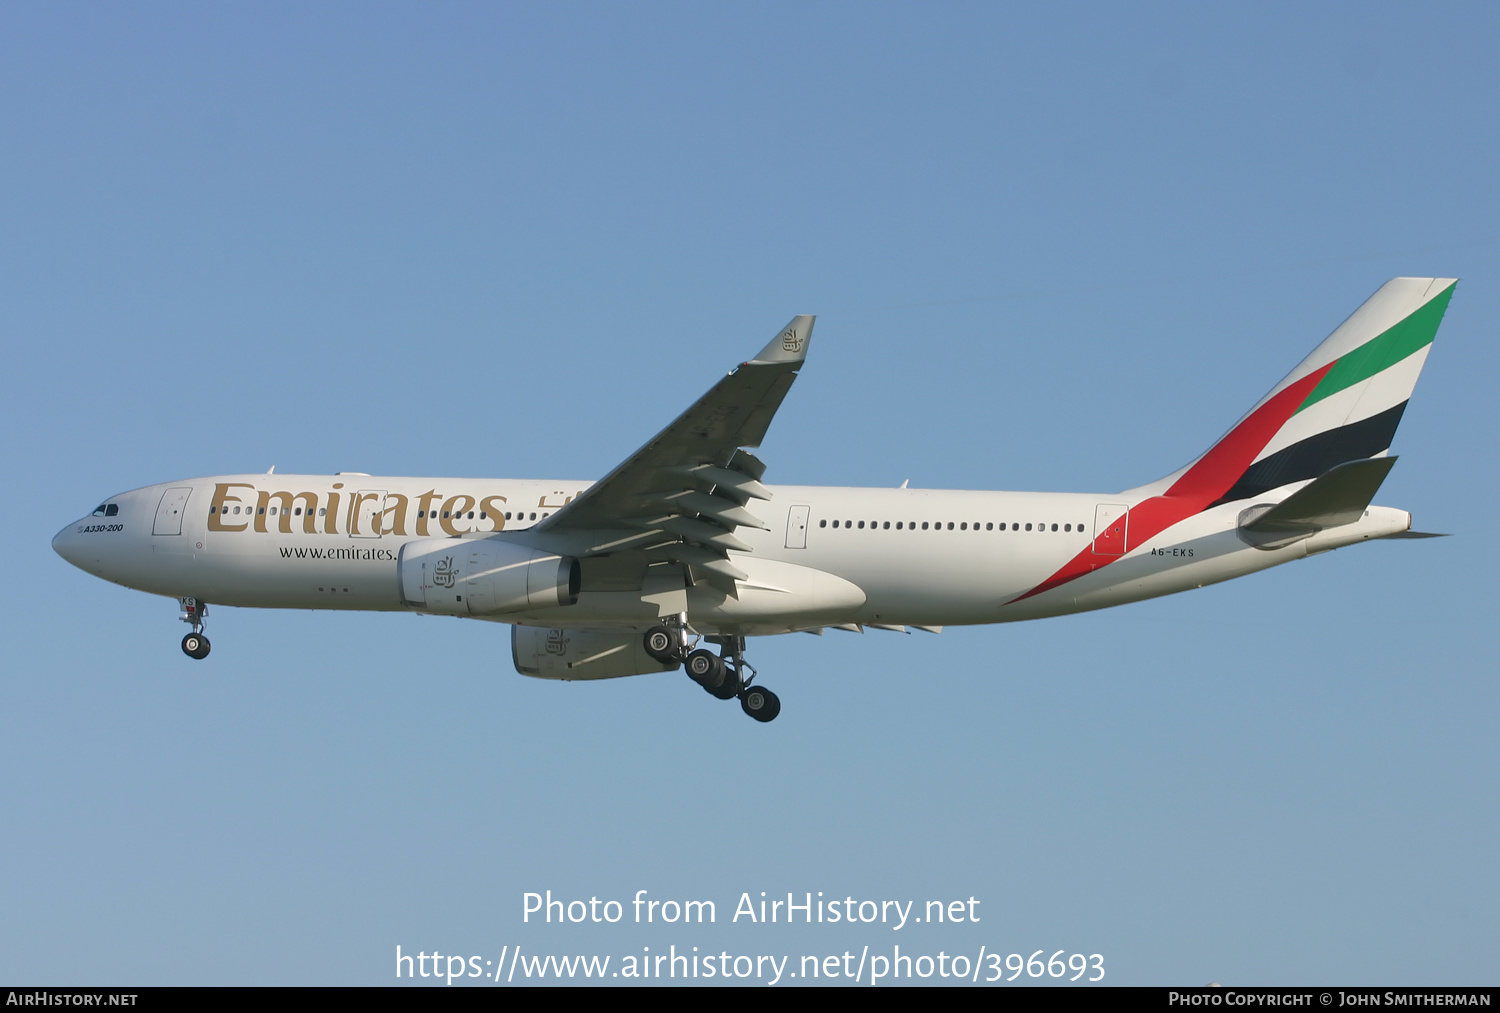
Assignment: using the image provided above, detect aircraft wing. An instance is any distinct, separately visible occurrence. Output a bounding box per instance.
[531,316,815,592]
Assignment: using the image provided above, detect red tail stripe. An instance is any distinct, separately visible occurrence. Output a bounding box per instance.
[1009,362,1336,604]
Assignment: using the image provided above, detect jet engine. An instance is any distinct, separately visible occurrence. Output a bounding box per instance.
[512,625,679,680]
[399,538,579,616]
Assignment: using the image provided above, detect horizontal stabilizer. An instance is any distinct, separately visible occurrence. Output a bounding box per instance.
[1382,530,1449,539]
[1238,457,1397,548]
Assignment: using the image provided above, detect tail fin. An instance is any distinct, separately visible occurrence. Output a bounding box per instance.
[1013,279,1454,604]
[1134,277,1456,506]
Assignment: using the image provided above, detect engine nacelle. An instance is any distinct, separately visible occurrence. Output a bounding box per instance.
[512,626,679,681]
[399,538,579,616]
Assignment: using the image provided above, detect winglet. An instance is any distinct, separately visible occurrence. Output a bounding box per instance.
[748,315,815,365]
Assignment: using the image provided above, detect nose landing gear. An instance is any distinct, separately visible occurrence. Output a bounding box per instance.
[179,597,211,659]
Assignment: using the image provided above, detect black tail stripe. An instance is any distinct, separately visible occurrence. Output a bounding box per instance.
[1209,400,1409,507]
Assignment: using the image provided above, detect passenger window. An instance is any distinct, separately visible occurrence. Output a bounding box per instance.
[921,522,929,530]
[858,521,865,529]
[820,519,827,528]
[883,521,890,529]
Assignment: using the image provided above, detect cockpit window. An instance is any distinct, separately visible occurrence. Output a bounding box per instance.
[106,504,119,517]
[92,504,107,516]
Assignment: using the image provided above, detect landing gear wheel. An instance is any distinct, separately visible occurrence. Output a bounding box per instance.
[685,648,722,683]
[181,633,211,660]
[739,686,780,722]
[710,664,743,701]
[643,626,680,666]
[686,656,741,699]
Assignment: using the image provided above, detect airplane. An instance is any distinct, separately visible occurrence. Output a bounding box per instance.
[53,277,1455,723]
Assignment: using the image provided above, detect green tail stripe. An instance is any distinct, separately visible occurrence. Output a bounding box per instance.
[1296,282,1455,414]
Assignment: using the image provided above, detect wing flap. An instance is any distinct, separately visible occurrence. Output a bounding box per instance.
[668,464,771,502]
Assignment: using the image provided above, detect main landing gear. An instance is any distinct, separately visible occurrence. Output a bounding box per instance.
[642,623,780,723]
[179,597,211,659]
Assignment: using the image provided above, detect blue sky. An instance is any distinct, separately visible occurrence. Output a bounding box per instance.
[3,2,1497,985]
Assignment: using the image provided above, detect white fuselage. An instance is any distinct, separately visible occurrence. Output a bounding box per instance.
[53,473,1411,638]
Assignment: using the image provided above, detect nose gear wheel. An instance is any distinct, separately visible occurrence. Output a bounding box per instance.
[178,597,211,660]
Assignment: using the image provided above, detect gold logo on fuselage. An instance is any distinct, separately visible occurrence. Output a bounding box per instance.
[206,482,520,538]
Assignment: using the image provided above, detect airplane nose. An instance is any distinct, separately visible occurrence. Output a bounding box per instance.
[53,523,83,567]
[53,520,104,573]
